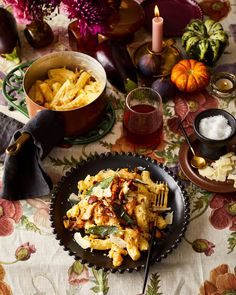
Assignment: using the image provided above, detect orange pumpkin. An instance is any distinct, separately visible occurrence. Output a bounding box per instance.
[171,59,210,92]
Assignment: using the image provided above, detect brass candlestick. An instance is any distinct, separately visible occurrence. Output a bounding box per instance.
[132,39,181,78]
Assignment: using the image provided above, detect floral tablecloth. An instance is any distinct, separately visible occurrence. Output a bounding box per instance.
[1,1,236,294]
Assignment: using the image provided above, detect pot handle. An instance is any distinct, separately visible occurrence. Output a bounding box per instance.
[6,133,31,156]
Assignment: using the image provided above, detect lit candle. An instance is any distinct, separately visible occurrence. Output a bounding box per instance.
[152,5,163,53]
[210,72,236,99]
[215,78,234,92]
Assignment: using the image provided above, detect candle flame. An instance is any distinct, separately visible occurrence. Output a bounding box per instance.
[154,5,160,17]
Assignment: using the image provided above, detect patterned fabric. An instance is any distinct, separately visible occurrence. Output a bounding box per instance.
[0,0,236,294]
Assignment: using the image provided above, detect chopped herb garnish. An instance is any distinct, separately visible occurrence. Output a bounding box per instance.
[86,225,119,237]
[86,176,114,196]
[113,204,136,225]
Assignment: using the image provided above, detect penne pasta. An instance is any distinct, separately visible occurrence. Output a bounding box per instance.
[27,67,102,110]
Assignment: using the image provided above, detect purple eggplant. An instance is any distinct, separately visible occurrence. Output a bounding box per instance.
[0,7,21,63]
[94,40,137,93]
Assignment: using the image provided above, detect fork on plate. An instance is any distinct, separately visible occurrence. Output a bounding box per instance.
[139,181,169,295]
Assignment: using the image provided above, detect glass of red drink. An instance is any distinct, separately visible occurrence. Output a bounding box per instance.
[123,87,163,146]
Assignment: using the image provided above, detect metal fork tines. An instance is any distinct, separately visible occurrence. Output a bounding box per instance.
[158,181,169,208]
[153,181,169,209]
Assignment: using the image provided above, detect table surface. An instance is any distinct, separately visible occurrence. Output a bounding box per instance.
[0,1,236,294]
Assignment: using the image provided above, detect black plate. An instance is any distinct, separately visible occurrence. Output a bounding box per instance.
[50,153,190,273]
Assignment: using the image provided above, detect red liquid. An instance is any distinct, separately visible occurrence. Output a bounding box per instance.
[123,104,163,146]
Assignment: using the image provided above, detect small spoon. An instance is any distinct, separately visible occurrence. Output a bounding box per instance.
[179,121,207,169]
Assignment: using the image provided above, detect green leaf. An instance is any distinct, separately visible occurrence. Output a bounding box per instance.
[20,215,41,234]
[49,156,79,168]
[91,268,109,295]
[162,103,172,117]
[100,176,114,189]
[72,260,83,274]
[91,286,100,293]
[86,226,119,237]
[1,46,21,64]
[86,176,114,196]
[113,203,136,225]
[146,272,162,295]
[124,78,137,93]
[227,231,236,254]
[192,193,211,213]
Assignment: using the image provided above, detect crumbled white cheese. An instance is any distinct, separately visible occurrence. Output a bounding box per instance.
[198,152,236,186]
[74,233,91,249]
[84,175,91,182]
[103,187,112,197]
[165,212,173,225]
[110,235,127,248]
[92,186,104,199]
[122,181,130,194]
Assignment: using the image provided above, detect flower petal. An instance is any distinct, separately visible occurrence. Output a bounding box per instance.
[33,208,50,228]
[210,264,229,284]
[0,217,14,236]
[0,265,5,281]
[26,198,49,210]
[12,201,23,223]
[209,207,231,229]
[216,273,236,292]
[0,200,15,218]
[173,93,189,119]
[210,194,228,209]
[200,280,217,295]
[0,280,13,295]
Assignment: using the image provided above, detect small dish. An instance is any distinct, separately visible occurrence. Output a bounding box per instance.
[193,109,236,160]
[50,152,189,273]
[179,134,236,193]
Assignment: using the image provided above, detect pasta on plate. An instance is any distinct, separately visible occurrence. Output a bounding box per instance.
[63,168,173,267]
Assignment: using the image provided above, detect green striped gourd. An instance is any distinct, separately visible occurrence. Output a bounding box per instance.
[182,19,229,66]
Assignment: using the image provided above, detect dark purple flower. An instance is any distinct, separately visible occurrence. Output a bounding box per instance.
[192,239,215,256]
[15,242,36,261]
[61,0,112,36]
[4,0,61,24]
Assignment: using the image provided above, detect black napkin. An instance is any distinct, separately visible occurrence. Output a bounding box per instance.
[0,110,65,200]
[0,113,24,162]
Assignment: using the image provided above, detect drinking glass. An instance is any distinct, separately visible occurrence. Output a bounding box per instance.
[123,87,163,146]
